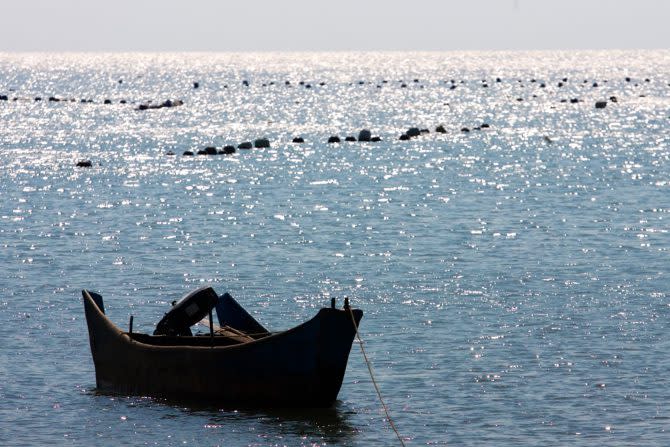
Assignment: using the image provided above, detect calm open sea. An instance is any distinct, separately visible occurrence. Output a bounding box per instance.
[0,51,669,446]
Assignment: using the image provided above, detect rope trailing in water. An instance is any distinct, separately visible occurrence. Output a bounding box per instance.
[346,299,406,447]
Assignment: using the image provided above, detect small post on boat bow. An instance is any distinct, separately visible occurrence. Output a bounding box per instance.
[209,308,214,344]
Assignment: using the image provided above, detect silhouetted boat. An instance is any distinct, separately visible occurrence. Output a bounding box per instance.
[82,287,362,407]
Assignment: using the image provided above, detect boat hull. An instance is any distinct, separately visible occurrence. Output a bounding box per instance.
[83,291,362,407]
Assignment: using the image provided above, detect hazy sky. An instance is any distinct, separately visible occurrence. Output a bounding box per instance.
[1,0,668,52]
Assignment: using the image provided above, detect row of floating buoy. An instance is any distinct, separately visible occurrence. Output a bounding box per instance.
[190,76,667,90]
[176,138,271,156]
[326,129,382,143]
[3,74,666,104]
[164,123,500,158]
[0,94,184,110]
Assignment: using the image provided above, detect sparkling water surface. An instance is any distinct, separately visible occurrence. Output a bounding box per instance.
[0,51,669,446]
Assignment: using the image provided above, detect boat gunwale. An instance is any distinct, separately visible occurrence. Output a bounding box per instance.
[83,289,362,353]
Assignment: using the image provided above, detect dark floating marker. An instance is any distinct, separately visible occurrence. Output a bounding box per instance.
[254,138,270,148]
[193,82,199,89]
[358,129,371,142]
[220,145,236,154]
[183,150,194,156]
[435,125,447,133]
[406,127,421,138]
[558,82,563,87]
[461,127,470,133]
[292,137,305,143]
[625,76,631,82]
[327,136,341,144]
[120,100,127,104]
[166,151,175,156]
[204,146,218,155]
[35,97,42,101]
[0,95,8,101]
[371,136,381,142]
[399,134,410,141]
[595,101,607,109]
[481,123,490,128]
[345,136,356,142]
[104,99,112,104]
[609,96,618,103]
[76,160,93,167]
[137,99,183,111]
[570,98,580,103]
[242,80,249,86]
[238,141,253,149]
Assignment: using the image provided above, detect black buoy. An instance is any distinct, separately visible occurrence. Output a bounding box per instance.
[406,127,421,138]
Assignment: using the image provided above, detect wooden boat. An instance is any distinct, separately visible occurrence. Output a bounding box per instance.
[82,287,363,407]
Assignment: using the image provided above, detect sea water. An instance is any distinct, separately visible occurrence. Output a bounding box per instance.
[0,51,669,446]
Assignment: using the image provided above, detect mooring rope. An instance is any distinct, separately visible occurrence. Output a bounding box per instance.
[347,304,407,447]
